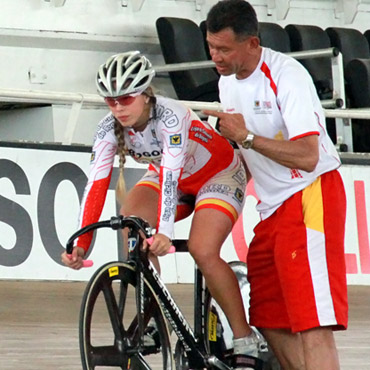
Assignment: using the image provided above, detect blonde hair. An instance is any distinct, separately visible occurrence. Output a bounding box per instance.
[114,86,156,206]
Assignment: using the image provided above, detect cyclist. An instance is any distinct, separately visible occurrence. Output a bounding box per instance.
[61,51,260,359]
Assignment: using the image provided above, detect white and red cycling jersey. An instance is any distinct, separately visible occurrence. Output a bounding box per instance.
[76,95,246,251]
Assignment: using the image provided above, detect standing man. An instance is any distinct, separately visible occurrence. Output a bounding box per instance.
[204,1,348,369]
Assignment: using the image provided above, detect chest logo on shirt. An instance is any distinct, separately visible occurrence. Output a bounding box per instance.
[170,134,182,146]
[254,100,272,115]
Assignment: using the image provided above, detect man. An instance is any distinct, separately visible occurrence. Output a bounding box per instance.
[204,1,348,369]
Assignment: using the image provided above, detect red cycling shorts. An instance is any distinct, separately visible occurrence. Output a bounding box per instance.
[247,170,348,333]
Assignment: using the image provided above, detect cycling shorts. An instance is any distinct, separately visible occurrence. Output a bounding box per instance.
[247,170,348,333]
[136,155,246,225]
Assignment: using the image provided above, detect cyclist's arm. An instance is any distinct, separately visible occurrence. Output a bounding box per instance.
[155,108,190,241]
[74,117,118,253]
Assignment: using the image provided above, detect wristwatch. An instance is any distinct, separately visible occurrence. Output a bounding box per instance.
[241,132,255,149]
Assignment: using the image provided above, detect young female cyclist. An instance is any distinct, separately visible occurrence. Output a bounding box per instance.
[61,51,258,358]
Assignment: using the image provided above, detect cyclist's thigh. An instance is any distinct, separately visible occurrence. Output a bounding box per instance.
[127,170,193,224]
[194,158,246,225]
[122,171,160,226]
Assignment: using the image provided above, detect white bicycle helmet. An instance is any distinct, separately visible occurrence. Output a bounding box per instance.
[96,51,155,97]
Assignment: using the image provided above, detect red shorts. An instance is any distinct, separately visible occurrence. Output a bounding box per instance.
[247,170,348,333]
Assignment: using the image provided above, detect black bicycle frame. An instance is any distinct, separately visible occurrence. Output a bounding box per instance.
[66,216,217,369]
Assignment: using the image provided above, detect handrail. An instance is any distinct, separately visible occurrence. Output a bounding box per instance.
[1,87,370,119]
[153,48,339,73]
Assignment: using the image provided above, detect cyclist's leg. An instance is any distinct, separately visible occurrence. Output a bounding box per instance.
[119,181,160,269]
[188,208,252,340]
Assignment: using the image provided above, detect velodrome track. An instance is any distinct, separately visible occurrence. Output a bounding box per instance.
[0,280,369,369]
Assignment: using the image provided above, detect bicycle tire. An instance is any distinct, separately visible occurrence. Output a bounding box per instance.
[204,261,281,370]
[79,261,174,370]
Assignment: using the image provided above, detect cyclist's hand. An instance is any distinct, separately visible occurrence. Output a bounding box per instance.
[61,247,85,270]
[144,233,172,256]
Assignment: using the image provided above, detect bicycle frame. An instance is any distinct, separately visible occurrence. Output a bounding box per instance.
[66,215,254,370]
[125,219,220,369]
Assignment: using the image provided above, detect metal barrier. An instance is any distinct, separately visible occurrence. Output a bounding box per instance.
[0,47,368,151]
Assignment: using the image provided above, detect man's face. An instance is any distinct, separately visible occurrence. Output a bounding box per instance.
[207,27,257,79]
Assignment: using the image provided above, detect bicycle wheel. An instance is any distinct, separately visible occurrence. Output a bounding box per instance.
[79,261,174,370]
[204,261,281,370]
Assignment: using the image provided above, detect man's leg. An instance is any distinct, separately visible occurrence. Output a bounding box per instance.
[261,327,340,370]
[301,327,340,370]
[260,328,305,370]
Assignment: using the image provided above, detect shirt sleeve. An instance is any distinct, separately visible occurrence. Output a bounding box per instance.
[156,102,191,239]
[75,115,117,251]
[277,62,322,140]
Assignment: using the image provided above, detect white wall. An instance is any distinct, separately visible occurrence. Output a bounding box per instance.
[1,145,370,285]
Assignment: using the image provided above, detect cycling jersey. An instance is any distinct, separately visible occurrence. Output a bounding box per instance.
[76,96,246,251]
[219,47,341,220]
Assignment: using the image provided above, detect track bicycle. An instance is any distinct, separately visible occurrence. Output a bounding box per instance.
[66,215,280,370]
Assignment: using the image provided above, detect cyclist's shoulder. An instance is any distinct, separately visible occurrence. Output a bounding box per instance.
[93,112,117,144]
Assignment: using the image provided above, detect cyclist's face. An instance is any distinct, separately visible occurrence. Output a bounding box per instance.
[106,93,150,130]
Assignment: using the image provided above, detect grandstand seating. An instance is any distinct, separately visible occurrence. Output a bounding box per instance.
[259,22,291,53]
[286,24,333,100]
[285,24,336,144]
[326,27,370,71]
[156,17,370,152]
[155,17,219,102]
[326,27,370,152]
[199,20,211,61]
[345,58,370,152]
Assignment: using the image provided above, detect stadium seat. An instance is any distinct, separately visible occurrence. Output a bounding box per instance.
[259,22,291,53]
[326,27,370,71]
[285,24,336,143]
[285,24,333,100]
[199,20,212,60]
[325,27,370,151]
[345,58,370,152]
[156,17,219,102]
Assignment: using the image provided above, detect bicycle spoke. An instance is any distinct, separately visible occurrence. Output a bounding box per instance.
[130,353,152,370]
[118,279,128,319]
[101,282,126,342]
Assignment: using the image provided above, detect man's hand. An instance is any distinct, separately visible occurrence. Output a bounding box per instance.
[203,110,248,143]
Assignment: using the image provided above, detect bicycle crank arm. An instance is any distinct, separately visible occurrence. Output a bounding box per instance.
[207,356,232,370]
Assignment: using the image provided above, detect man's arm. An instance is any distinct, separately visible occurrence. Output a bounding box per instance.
[203,110,319,173]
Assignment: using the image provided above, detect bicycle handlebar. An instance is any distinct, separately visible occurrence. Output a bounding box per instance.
[65,216,153,267]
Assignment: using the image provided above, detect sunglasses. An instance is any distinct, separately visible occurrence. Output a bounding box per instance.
[104,92,140,107]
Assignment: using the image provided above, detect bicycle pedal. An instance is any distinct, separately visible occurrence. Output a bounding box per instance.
[143,325,161,348]
[224,354,264,370]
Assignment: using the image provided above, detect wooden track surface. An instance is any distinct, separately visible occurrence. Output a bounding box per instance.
[0,281,369,369]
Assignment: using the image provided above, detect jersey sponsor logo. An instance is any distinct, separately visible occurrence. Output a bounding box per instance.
[253,100,273,115]
[190,126,213,143]
[162,171,176,222]
[94,116,115,141]
[90,151,96,163]
[156,104,179,128]
[128,148,163,162]
[232,169,247,186]
[233,187,244,203]
[198,184,231,196]
[170,134,182,146]
[290,168,303,179]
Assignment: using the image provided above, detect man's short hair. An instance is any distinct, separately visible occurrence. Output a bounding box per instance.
[206,0,259,40]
